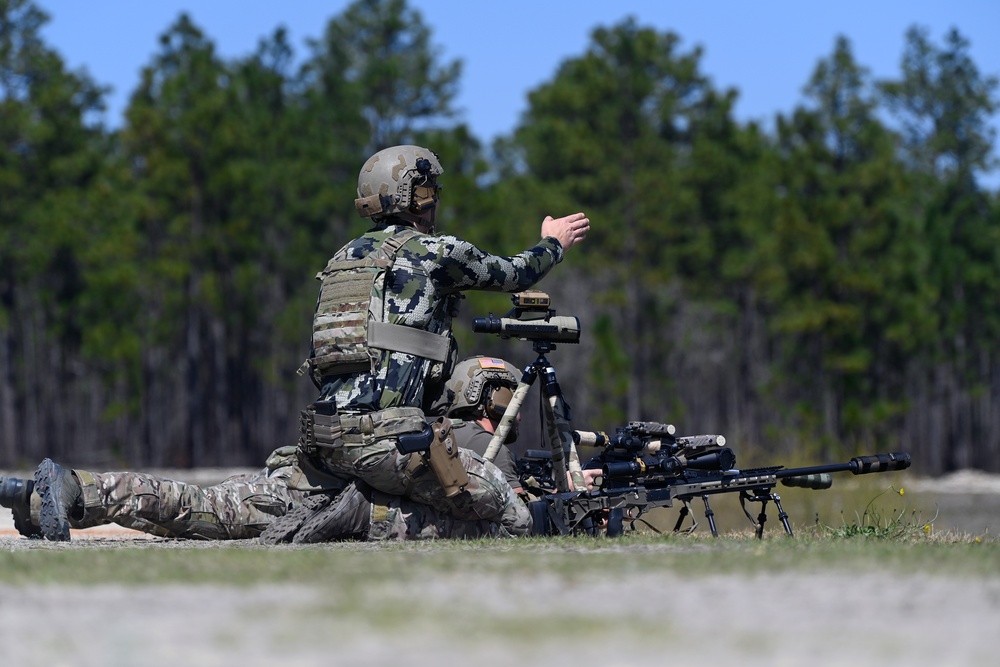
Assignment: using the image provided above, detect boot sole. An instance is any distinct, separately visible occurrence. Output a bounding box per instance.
[0,477,41,538]
[34,459,72,541]
[291,484,371,544]
[259,493,334,545]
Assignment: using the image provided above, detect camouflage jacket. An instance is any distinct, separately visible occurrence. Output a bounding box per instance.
[320,223,563,413]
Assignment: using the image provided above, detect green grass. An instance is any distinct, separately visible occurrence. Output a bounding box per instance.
[2,528,996,587]
[3,479,993,587]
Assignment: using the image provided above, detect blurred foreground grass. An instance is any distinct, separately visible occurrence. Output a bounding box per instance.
[3,478,995,667]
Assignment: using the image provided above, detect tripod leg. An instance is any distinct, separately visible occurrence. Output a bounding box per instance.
[540,362,584,491]
[483,374,534,462]
[540,393,574,492]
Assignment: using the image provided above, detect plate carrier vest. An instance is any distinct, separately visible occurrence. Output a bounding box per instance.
[303,228,452,384]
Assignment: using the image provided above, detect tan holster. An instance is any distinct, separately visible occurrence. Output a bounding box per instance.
[427,417,469,498]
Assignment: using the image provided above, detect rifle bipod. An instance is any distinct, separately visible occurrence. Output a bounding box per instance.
[670,491,791,539]
[740,489,792,538]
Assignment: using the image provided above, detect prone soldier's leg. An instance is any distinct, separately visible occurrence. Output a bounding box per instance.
[71,447,347,539]
[367,489,500,540]
[71,468,303,539]
[10,447,345,540]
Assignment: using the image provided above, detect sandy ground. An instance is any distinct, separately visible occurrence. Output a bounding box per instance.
[2,468,999,666]
[1,546,998,667]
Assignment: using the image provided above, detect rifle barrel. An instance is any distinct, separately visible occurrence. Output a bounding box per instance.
[774,452,911,480]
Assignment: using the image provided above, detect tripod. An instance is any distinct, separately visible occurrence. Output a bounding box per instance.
[482,340,585,493]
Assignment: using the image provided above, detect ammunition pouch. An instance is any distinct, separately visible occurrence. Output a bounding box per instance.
[301,402,431,455]
[339,407,427,444]
[298,400,344,454]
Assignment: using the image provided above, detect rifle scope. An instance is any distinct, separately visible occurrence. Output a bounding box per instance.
[602,447,737,480]
[574,431,648,451]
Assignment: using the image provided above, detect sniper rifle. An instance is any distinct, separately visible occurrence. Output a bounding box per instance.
[519,421,911,538]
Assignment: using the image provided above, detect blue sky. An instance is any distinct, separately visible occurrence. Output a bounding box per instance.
[37,1,1000,172]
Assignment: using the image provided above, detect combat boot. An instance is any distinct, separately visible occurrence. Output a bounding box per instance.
[0,475,42,538]
[259,492,335,545]
[33,458,83,541]
[290,481,374,544]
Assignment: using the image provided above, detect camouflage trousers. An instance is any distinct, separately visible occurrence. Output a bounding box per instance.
[314,437,532,538]
[62,444,529,541]
[368,488,505,540]
[69,446,347,540]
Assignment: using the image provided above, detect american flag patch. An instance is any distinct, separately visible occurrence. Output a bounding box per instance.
[478,357,506,369]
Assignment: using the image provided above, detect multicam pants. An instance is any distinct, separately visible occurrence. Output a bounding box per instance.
[316,436,532,538]
[61,432,530,541]
[368,489,505,540]
[69,446,347,540]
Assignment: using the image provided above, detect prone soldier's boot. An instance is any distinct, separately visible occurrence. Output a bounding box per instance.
[289,481,374,544]
[0,475,42,538]
[259,492,337,545]
[33,458,83,541]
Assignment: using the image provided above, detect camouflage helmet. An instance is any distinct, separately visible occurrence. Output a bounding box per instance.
[447,356,519,421]
[354,145,443,222]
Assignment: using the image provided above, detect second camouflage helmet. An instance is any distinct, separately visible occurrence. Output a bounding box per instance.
[447,356,519,420]
[354,145,443,221]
